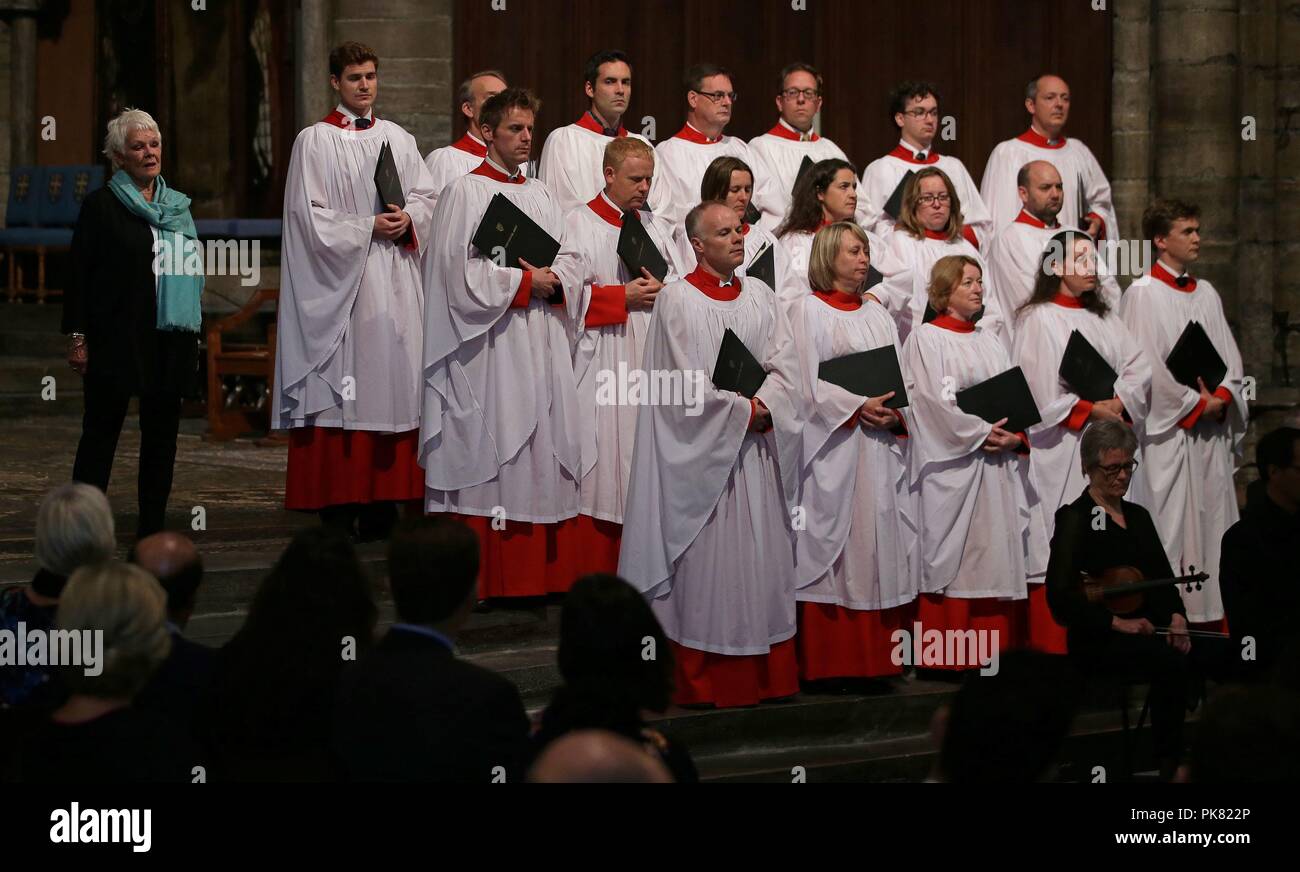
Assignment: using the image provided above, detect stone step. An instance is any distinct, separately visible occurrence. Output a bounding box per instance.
[0,328,66,357]
[0,356,80,399]
[0,301,64,332]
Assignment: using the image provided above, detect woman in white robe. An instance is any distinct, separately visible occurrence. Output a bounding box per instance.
[787,222,919,682]
[902,255,1047,668]
[1013,230,1152,653]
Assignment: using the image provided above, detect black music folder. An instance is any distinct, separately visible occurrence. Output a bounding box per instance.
[1165,320,1227,392]
[373,140,405,210]
[617,215,669,282]
[883,170,915,220]
[743,201,762,226]
[818,344,909,409]
[471,192,561,269]
[712,328,767,398]
[793,155,815,193]
[956,366,1042,434]
[1059,329,1118,401]
[864,266,884,292]
[746,242,776,291]
[1076,173,1090,227]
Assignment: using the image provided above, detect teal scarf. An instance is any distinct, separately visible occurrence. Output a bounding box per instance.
[107,169,203,332]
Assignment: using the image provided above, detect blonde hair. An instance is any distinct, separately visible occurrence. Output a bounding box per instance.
[103,108,161,169]
[897,167,964,242]
[34,483,115,577]
[927,254,981,312]
[603,137,654,171]
[56,561,170,699]
[808,221,871,292]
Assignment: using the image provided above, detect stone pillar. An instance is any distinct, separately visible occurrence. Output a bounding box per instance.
[296,0,332,133]
[1274,0,1300,389]
[6,3,37,167]
[1110,0,1153,248]
[1237,0,1277,386]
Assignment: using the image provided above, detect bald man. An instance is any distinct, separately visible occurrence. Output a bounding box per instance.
[980,74,1117,240]
[528,730,674,783]
[424,69,511,202]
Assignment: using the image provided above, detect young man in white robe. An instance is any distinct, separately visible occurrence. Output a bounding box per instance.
[274,41,436,541]
[980,74,1117,239]
[1013,230,1151,652]
[420,88,582,599]
[1120,199,1248,629]
[649,63,778,229]
[985,160,1122,346]
[538,49,655,215]
[745,62,868,231]
[617,201,803,708]
[423,70,507,201]
[787,222,918,681]
[549,137,686,575]
[860,81,991,246]
[902,255,1048,667]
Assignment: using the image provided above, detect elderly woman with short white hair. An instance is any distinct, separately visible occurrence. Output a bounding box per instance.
[62,107,203,539]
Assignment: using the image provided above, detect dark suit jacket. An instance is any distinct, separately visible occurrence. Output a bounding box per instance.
[62,185,198,395]
[333,627,531,783]
[134,630,216,740]
[1220,490,1300,679]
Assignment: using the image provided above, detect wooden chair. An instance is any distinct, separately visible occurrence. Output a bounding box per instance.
[205,287,279,441]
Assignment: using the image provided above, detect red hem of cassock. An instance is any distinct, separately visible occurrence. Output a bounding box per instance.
[914,592,1023,670]
[670,638,799,708]
[1024,584,1069,655]
[796,601,916,680]
[572,514,622,577]
[435,513,582,599]
[1191,616,1229,635]
[284,427,424,510]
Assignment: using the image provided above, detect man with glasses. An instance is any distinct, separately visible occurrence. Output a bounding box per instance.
[746,62,868,230]
[861,81,990,245]
[980,74,1117,239]
[649,62,777,227]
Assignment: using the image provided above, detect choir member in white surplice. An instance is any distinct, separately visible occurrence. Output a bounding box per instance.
[671,156,789,291]
[860,81,991,246]
[787,222,919,681]
[538,49,656,215]
[1013,230,1151,653]
[275,42,436,540]
[1120,200,1248,627]
[420,88,583,599]
[424,70,507,201]
[745,62,868,231]
[549,137,686,575]
[879,167,1006,347]
[980,74,1117,240]
[649,63,778,228]
[618,202,803,708]
[902,255,1048,665]
[774,159,909,310]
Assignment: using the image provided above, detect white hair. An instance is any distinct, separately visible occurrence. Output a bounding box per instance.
[103,108,161,168]
[34,482,116,577]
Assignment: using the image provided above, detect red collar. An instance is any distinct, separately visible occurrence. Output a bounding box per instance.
[471,160,526,184]
[813,289,862,310]
[686,265,741,300]
[587,193,627,227]
[322,109,377,130]
[741,221,751,236]
[1017,127,1067,149]
[924,228,950,241]
[451,133,488,157]
[576,112,627,138]
[931,313,975,333]
[1052,291,1085,309]
[1014,209,1058,230]
[888,143,939,165]
[767,120,819,142]
[1151,261,1197,292]
[673,124,723,145]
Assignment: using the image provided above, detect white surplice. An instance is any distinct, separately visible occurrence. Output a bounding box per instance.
[860,144,992,245]
[878,230,1007,348]
[979,129,1118,239]
[777,227,913,314]
[649,125,779,230]
[537,117,656,215]
[745,119,870,231]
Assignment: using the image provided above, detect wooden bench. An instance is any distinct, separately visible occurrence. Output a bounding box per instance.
[205,287,278,441]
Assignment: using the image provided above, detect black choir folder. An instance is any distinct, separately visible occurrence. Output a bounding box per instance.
[373,140,405,209]
[617,216,669,282]
[1165,320,1227,392]
[743,201,762,226]
[793,155,815,193]
[955,366,1042,434]
[883,170,915,221]
[712,328,766,398]
[818,345,909,409]
[746,242,776,291]
[471,192,562,270]
[1059,329,1118,401]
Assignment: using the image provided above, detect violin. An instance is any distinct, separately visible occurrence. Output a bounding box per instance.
[1080,565,1208,615]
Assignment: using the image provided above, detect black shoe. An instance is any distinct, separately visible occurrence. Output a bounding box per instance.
[357,501,399,542]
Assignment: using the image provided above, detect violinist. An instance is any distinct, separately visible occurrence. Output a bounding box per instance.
[1045,420,1190,778]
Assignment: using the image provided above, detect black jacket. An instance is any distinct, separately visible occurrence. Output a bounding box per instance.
[333,628,531,783]
[62,185,198,395]
[1220,489,1300,679]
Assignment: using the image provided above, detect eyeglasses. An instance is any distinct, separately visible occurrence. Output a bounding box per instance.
[693,89,738,103]
[903,108,940,119]
[916,193,950,206]
[1095,460,1139,477]
[780,88,820,100]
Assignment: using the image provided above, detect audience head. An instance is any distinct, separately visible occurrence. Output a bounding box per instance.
[1187,685,1300,782]
[602,137,655,212]
[56,561,171,701]
[1025,73,1070,137]
[776,62,823,132]
[927,254,983,319]
[33,482,116,598]
[685,200,744,275]
[699,156,754,222]
[387,517,480,629]
[583,49,632,124]
[684,62,734,133]
[777,157,857,237]
[890,80,940,148]
[129,532,203,628]
[1256,426,1300,512]
[808,221,872,295]
[898,167,963,241]
[1143,198,1201,268]
[1081,419,1139,498]
[1021,229,1106,318]
[456,69,508,130]
[528,729,674,783]
[1016,160,1064,223]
